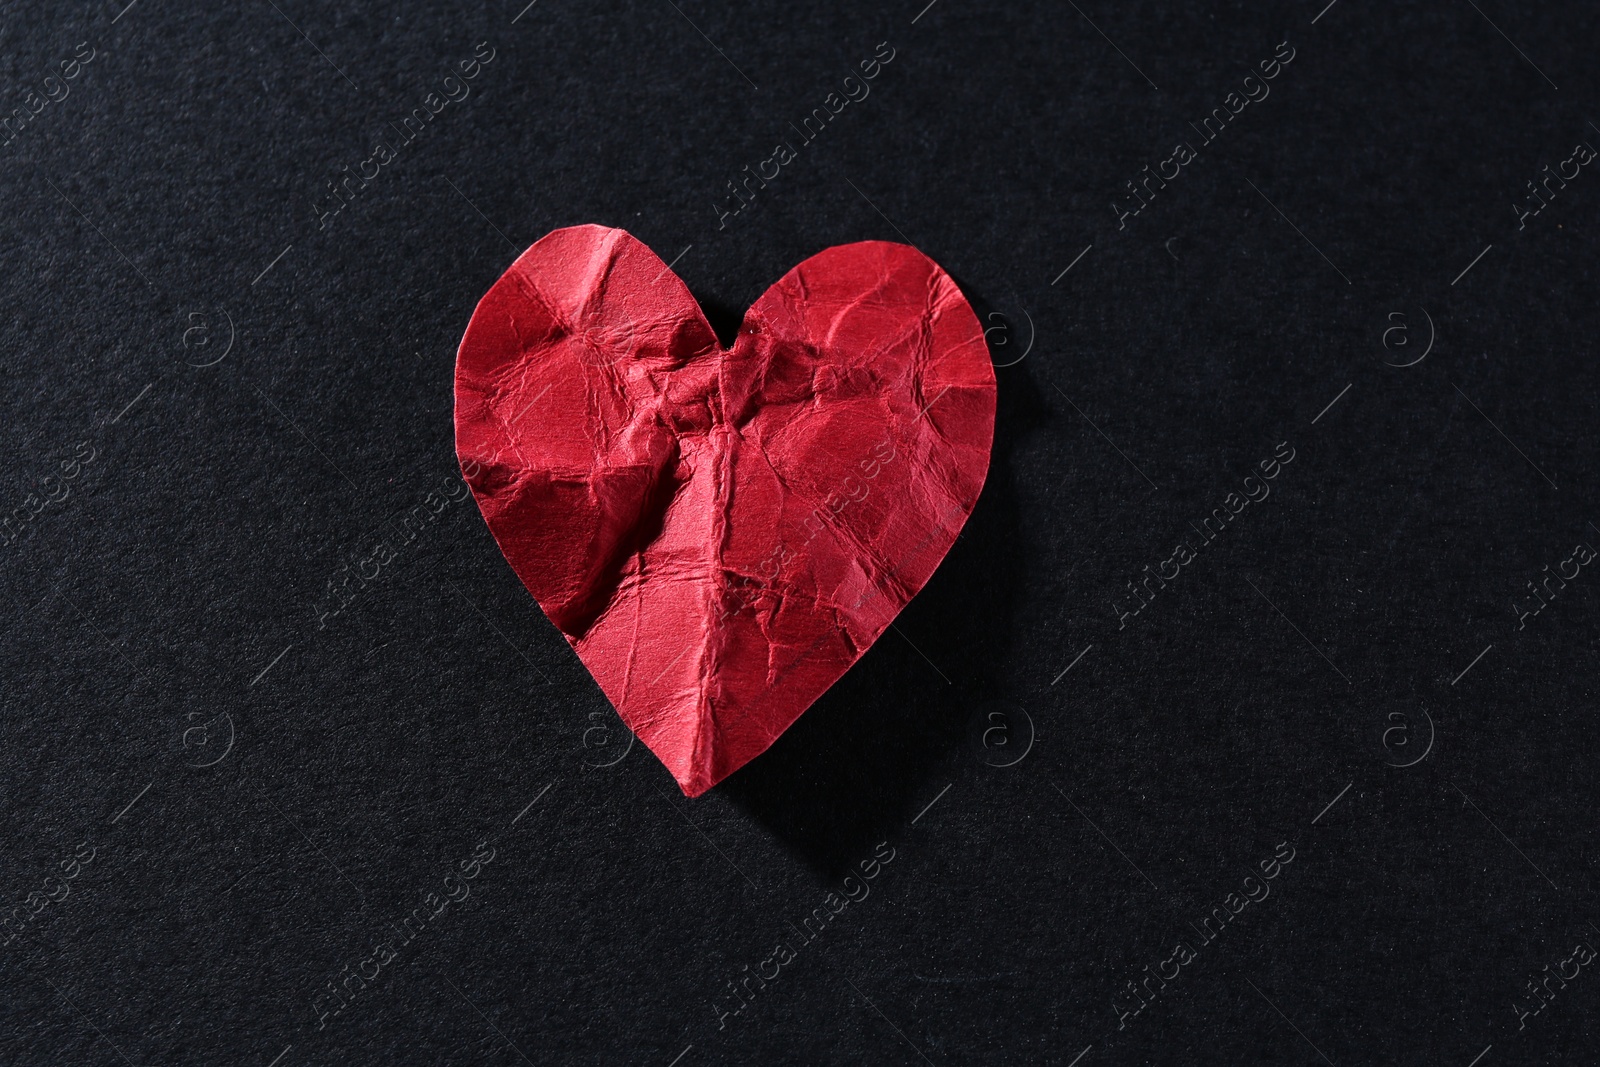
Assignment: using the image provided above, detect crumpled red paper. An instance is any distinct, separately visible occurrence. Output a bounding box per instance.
[455,225,996,795]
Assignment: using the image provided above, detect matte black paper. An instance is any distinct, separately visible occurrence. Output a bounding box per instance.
[0,2,1595,1064]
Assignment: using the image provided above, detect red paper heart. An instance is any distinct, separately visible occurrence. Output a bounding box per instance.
[455,225,995,795]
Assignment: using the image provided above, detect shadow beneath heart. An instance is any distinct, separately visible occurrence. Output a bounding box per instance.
[718,327,1047,877]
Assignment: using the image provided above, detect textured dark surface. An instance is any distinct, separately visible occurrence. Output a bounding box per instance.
[1,1,1597,1064]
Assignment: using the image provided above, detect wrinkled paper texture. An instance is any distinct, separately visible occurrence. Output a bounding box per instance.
[455,225,996,795]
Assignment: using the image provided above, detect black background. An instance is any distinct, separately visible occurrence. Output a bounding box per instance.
[2,1,1597,1064]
